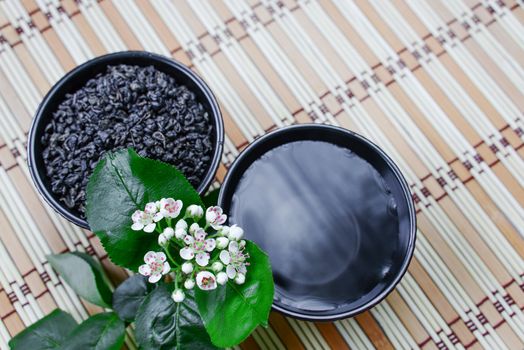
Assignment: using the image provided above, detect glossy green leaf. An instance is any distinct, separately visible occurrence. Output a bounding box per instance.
[135,284,218,350]
[202,188,220,208]
[61,312,125,350]
[86,148,204,271]
[195,241,274,347]
[112,274,151,322]
[8,309,77,350]
[47,252,112,308]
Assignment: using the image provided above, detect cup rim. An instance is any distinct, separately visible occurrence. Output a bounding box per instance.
[218,124,416,321]
[27,51,224,229]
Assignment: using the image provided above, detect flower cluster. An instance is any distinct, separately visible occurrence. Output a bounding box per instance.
[133,199,249,303]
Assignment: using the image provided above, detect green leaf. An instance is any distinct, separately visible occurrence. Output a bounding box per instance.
[86,148,204,271]
[135,284,218,350]
[61,312,125,350]
[195,241,274,347]
[112,274,152,322]
[47,252,112,308]
[202,188,220,208]
[8,309,77,350]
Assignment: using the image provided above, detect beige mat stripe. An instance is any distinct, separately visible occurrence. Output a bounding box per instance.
[374,1,524,188]
[0,1,523,349]
[366,0,524,338]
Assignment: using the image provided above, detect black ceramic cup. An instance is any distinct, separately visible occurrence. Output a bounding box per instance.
[28,51,224,229]
[218,124,416,321]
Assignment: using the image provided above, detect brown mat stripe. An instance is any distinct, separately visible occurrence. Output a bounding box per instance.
[0,0,523,349]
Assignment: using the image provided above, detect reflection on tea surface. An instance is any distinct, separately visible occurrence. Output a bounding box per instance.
[230,141,399,311]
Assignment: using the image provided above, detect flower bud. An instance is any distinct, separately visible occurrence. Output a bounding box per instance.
[234,273,246,285]
[189,223,200,234]
[175,228,186,240]
[216,272,228,285]
[175,219,188,230]
[239,240,246,248]
[184,279,195,289]
[163,227,175,240]
[218,226,230,236]
[216,237,229,249]
[186,205,204,219]
[181,262,193,274]
[144,202,159,214]
[172,289,185,303]
[158,233,168,247]
[211,262,223,272]
[228,225,244,241]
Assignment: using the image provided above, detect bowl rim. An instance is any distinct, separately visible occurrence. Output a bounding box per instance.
[27,50,224,230]
[218,124,417,321]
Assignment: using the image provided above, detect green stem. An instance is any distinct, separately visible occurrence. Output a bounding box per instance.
[170,238,184,248]
[164,244,179,267]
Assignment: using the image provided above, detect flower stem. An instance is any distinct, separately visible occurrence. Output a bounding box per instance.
[170,238,184,248]
[164,244,179,267]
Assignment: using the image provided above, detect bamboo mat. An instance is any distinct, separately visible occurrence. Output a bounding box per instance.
[0,0,523,349]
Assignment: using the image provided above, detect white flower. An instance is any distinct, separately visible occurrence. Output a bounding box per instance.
[138,251,170,283]
[131,210,157,233]
[239,240,246,248]
[175,228,187,240]
[144,202,157,213]
[216,237,229,249]
[189,223,200,234]
[216,272,228,285]
[211,262,223,272]
[163,227,175,240]
[219,241,248,280]
[159,198,183,219]
[158,233,168,247]
[176,219,188,230]
[145,202,164,222]
[228,225,244,241]
[172,289,185,303]
[206,206,227,229]
[184,279,195,289]
[179,228,216,266]
[196,271,217,290]
[181,262,193,274]
[186,205,204,219]
[234,273,246,285]
[218,226,230,237]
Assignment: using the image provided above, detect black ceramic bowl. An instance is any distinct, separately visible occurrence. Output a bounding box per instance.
[218,124,416,321]
[28,51,224,229]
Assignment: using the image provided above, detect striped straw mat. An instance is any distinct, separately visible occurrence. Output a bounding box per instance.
[0,0,523,349]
